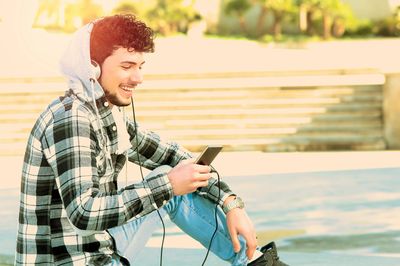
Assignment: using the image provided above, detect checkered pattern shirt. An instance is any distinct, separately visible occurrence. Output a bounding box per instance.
[16,89,233,265]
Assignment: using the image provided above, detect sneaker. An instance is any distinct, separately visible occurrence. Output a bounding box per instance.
[247,242,289,266]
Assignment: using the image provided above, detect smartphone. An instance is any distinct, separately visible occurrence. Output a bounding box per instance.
[195,145,223,165]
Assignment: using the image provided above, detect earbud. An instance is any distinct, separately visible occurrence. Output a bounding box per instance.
[91,60,101,80]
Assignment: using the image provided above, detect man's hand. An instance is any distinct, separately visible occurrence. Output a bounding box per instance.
[225,198,258,260]
[167,159,211,195]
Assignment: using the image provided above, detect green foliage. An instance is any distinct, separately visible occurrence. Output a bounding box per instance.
[225,0,251,16]
[296,0,354,38]
[112,1,138,15]
[374,17,400,37]
[373,7,400,37]
[344,19,375,37]
[223,0,358,39]
[63,0,104,32]
[251,0,297,38]
[146,0,201,35]
[224,0,252,35]
[257,0,296,12]
[106,0,203,36]
[34,0,400,39]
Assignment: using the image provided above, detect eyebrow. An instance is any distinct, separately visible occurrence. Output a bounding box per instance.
[120,60,145,65]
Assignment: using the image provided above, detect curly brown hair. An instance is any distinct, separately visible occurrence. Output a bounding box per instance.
[90,14,155,65]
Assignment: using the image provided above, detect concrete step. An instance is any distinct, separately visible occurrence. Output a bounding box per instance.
[0,73,384,92]
[132,86,383,99]
[0,143,27,156]
[0,127,383,142]
[135,98,383,109]
[270,135,387,152]
[0,83,383,96]
[0,71,386,154]
[0,106,383,121]
[0,100,383,114]
[137,74,386,90]
[130,108,383,121]
[0,119,382,143]
[155,129,383,141]
[0,87,383,106]
[1,135,385,155]
[134,118,383,130]
[171,136,386,152]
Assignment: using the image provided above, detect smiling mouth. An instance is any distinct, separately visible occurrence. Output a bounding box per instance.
[120,85,135,92]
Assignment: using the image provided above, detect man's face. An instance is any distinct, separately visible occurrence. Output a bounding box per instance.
[99,47,145,107]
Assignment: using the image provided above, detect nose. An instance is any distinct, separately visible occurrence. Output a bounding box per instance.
[130,69,143,84]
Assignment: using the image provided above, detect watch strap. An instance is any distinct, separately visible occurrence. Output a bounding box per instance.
[222,196,244,214]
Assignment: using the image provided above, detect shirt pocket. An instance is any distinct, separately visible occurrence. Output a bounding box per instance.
[95,150,114,181]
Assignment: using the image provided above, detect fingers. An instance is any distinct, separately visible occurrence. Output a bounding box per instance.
[232,235,241,253]
[193,172,210,189]
[195,180,209,188]
[228,225,241,253]
[195,172,211,180]
[194,164,212,173]
[245,236,257,260]
[226,210,258,260]
[181,159,211,173]
[244,224,258,259]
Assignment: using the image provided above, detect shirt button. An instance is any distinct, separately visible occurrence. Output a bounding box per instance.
[104,101,109,107]
[112,125,117,131]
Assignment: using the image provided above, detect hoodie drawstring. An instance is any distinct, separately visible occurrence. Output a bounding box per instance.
[90,79,110,167]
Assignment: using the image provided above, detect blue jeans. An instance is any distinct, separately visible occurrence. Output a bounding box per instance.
[108,166,249,266]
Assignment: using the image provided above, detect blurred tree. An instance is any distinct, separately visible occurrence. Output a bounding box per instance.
[374,6,400,37]
[295,0,320,35]
[32,0,62,29]
[112,1,138,15]
[318,0,352,39]
[330,1,354,37]
[252,0,268,36]
[79,0,103,25]
[254,0,296,38]
[64,0,103,32]
[225,0,252,35]
[146,0,201,35]
[295,0,353,39]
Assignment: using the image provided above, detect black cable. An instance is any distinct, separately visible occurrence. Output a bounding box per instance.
[201,165,221,266]
[130,97,166,266]
[131,96,221,266]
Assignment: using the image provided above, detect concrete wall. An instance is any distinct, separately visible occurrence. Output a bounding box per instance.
[383,73,400,149]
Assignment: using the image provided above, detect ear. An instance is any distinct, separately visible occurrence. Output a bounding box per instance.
[91,60,101,80]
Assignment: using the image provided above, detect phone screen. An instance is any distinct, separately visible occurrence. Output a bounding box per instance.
[195,145,223,165]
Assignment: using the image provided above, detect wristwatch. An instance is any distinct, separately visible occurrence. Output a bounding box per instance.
[222,196,244,214]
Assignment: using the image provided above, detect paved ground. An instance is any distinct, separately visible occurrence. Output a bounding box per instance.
[2,151,400,265]
[4,150,400,189]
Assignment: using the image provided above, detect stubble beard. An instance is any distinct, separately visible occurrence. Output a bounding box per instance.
[104,90,131,107]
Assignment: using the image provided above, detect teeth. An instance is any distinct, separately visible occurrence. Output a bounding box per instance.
[121,86,134,91]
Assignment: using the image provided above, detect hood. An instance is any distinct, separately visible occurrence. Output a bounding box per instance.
[59,22,111,163]
[59,23,104,103]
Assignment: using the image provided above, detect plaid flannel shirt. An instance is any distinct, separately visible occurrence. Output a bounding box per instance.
[16,89,233,265]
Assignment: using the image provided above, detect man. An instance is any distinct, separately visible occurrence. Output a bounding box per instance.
[16,14,288,266]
